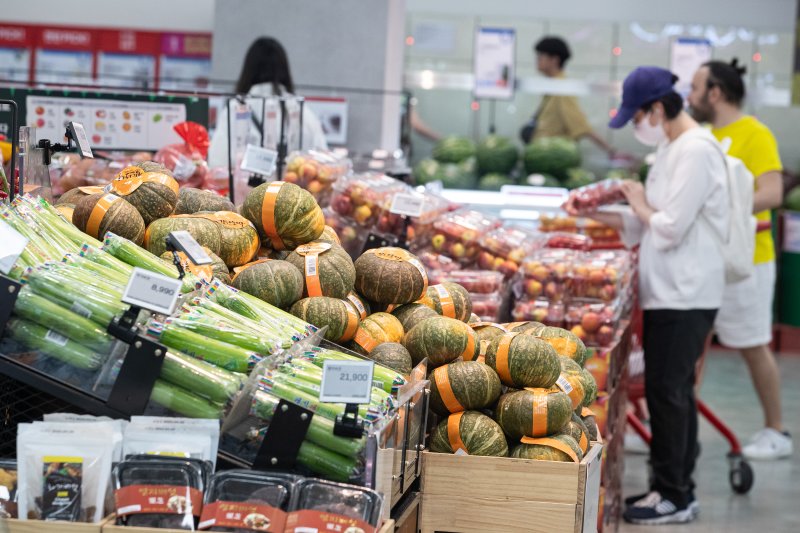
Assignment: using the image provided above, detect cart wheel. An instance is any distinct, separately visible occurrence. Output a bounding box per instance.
[729,460,754,494]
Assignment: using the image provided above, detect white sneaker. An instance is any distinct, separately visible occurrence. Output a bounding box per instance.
[742,428,793,460]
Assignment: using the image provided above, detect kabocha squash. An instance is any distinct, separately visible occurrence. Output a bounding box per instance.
[350,312,404,355]
[286,241,355,299]
[495,387,573,440]
[160,248,230,284]
[175,187,235,215]
[145,215,221,257]
[109,165,179,225]
[318,225,341,245]
[392,303,439,332]
[556,358,587,410]
[403,316,479,368]
[563,413,591,455]
[367,342,413,376]
[484,333,560,389]
[430,411,508,457]
[290,296,361,343]
[581,368,598,407]
[535,326,588,366]
[580,407,599,441]
[506,321,545,334]
[73,192,146,244]
[472,323,510,345]
[429,361,502,416]
[57,185,105,206]
[242,181,325,250]
[510,433,583,462]
[417,282,472,322]
[231,259,304,310]
[354,247,428,304]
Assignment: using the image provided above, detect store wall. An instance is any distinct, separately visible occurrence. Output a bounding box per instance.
[211,0,407,153]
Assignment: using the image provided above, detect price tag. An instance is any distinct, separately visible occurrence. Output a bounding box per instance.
[367,159,385,170]
[389,193,426,217]
[319,360,375,405]
[167,231,213,265]
[121,267,182,315]
[67,122,93,159]
[241,144,278,176]
[0,220,28,275]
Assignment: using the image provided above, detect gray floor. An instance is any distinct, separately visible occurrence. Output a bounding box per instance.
[620,350,800,533]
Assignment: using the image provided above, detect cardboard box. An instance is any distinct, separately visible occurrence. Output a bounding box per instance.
[419,444,603,533]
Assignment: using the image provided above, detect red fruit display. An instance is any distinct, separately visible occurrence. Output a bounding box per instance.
[567,178,626,213]
[564,302,619,347]
[470,293,504,322]
[539,213,578,233]
[428,270,504,294]
[511,299,564,328]
[287,151,351,205]
[515,249,576,302]
[323,208,367,257]
[330,173,409,228]
[568,250,633,302]
[477,226,543,279]
[545,232,592,251]
[421,209,500,266]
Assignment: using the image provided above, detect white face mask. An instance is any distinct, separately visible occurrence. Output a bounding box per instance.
[633,111,666,147]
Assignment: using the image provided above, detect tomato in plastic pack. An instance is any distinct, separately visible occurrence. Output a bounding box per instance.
[477,226,544,279]
[424,209,501,266]
[428,269,504,294]
[565,301,619,347]
[511,299,564,328]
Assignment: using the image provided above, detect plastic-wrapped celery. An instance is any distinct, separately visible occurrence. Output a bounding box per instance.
[297,441,361,483]
[300,348,406,395]
[149,379,224,419]
[186,298,295,349]
[160,350,244,404]
[7,318,106,370]
[206,282,312,337]
[33,196,103,248]
[41,262,125,299]
[1,207,60,260]
[165,314,278,355]
[79,244,135,277]
[152,321,262,373]
[14,199,77,255]
[62,253,130,287]
[269,371,392,418]
[254,378,373,422]
[14,286,115,353]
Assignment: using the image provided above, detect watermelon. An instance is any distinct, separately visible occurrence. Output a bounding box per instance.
[354,247,428,304]
[432,136,476,164]
[231,259,303,309]
[581,368,598,407]
[367,342,413,376]
[478,173,514,191]
[476,135,518,175]
[241,181,325,251]
[413,159,440,185]
[434,161,477,189]
[430,411,508,457]
[785,186,800,211]
[563,413,591,455]
[429,361,502,416]
[350,312,404,355]
[290,296,360,343]
[403,316,479,368]
[72,193,145,244]
[109,165,179,225]
[523,137,581,180]
[417,282,472,322]
[535,327,588,366]
[392,303,439,332]
[564,168,597,190]
[175,187,235,214]
[557,357,587,409]
[160,248,230,284]
[494,387,573,439]
[484,334,560,389]
[286,241,355,299]
[510,433,583,462]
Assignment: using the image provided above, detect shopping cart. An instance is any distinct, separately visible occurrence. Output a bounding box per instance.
[625,314,755,495]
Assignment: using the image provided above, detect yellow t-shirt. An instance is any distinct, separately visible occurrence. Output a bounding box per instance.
[712,116,782,264]
[532,77,592,141]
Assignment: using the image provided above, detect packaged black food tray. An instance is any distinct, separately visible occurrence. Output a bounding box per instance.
[199,470,300,532]
[125,454,214,491]
[285,479,383,532]
[0,459,17,519]
[113,457,205,530]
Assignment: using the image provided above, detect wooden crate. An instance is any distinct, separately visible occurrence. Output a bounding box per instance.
[0,518,106,532]
[393,491,420,533]
[100,518,394,533]
[419,444,603,533]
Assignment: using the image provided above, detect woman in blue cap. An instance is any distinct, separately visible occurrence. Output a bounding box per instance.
[566,67,730,525]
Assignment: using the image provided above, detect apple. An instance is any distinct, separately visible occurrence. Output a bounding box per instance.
[348,185,366,205]
[589,270,607,285]
[332,195,353,217]
[478,251,495,269]
[596,325,614,346]
[584,356,609,391]
[525,279,543,298]
[283,171,299,184]
[499,260,519,277]
[301,163,318,180]
[544,281,560,299]
[581,312,602,333]
[492,256,505,270]
[353,205,372,224]
[571,325,588,342]
[450,242,466,258]
[340,226,358,243]
[307,179,324,195]
[531,265,550,282]
[507,248,525,264]
[431,234,446,251]
[599,284,617,301]
[376,215,393,233]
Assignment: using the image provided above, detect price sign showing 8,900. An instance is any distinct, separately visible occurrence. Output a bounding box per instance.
[319,360,375,405]
[121,267,183,315]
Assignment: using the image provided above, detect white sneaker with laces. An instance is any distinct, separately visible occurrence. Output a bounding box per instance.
[742,428,793,460]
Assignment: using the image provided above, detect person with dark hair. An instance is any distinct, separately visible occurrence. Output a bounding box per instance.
[565,66,730,525]
[523,36,621,158]
[209,37,327,169]
[688,59,790,460]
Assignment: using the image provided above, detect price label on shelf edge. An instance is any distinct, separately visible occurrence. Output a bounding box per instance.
[240,144,278,176]
[121,267,182,315]
[0,220,29,276]
[319,360,375,405]
[168,230,213,265]
[389,192,426,218]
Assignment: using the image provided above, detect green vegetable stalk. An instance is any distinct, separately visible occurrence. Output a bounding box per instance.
[79,244,135,277]
[149,379,224,419]
[301,348,406,395]
[160,350,244,404]
[253,378,371,422]
[62,253,130,287]
[33,196,103,248]
[154,321,261,373]
[206,282,312,337]
[297,441,361,483]
[165,314,278,355]
[186,298,294,349]
[7,318,106,370]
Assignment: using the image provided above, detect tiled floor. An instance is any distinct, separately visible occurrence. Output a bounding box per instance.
[619,350,800,533]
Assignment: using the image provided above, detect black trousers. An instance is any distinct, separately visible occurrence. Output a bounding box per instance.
[643,308,717,508]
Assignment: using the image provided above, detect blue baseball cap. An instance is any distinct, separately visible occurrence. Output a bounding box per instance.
[609,67,677,129]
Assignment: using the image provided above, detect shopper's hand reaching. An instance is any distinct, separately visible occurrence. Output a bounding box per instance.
[620,180,646,208]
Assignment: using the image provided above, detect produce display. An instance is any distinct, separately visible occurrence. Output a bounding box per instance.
[242,180,325,251]
[330,173,409,228]
[567,178,626,214]
[477,226,543,279]
[421,209,500,266]
[286,241,356,299]
[403,316,479,368]
[283,149,352,205]
[432,136,476,164]
[476,135,519,176]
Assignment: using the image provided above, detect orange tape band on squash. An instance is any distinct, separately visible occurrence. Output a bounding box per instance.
[447,411,468,454]
[347,294,368,320]
[434,284,456,318]
[579,431,589,453]
[354,328,378,353]
[143,172,179,195]
[304,253,323,297]
[434,366,464,413]
[341,302,361,341]
[460,328,477,361]
[519,437,579,463]
[494,333,518,384]
[261,181,285,250]
[532,391,549,437]
[556,375,582,409]
[86,194,121,238]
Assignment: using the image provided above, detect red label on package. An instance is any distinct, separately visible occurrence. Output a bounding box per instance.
[115,485,203,517]
[283,510,377,533]
[199,500,287,531]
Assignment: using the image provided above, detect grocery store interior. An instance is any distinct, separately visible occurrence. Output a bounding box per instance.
[0,0,799,531]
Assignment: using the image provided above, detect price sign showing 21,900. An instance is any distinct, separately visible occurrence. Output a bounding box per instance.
[319,360,375,405]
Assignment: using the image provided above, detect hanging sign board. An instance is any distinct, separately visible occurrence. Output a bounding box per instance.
[670,37,712,98]
[473,27,516,100]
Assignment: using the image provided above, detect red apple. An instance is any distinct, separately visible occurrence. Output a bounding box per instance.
[581,312,602,333]
[332,195,353,216]
[596,325,614,346]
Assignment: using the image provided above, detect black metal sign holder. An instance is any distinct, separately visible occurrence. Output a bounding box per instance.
[252,399,314,470]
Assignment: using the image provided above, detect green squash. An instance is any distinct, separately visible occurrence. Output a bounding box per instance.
[367,342,413,376]
[350,312,405,355]
[286,241,355,299]
[290,296,361,343]
[535,326,588,366]
[580,408,599,441]
[484,334,560,389]
[562,413,591,455]
[506,321,545,334]
[511,433,583,462]
[417,282,473,322]
[495,387,573,440]
[241,181,325,251]
[430,411,508,457]
[403,316,479,368]
[73,193,146,244]
[581,368,598,407]
[429,361,502,416]
[175,187,235,214]
[231,259,304,310]
[109,166,180,225]
[354,247,428,304]
[391,303,439,332]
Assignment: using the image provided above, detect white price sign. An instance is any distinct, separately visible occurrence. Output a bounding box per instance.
[241,144,278,176]
[121,267,182,315]
[390,193,426,218]
[319,360,375,405]
[168,231,213,265]
[0,220,29,275]
[68,122,94,159]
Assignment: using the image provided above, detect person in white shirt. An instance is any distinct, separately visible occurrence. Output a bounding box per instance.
[208,37,328,169]
[565,67,730,526]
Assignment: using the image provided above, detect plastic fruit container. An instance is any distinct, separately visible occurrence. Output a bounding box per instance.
[516,249,576,302]
[564,301,618,347]
[545,232,592,251]
[568,178,625,213]
[417,250,460,273]
[477,226,543,279]
[284,150,351,205]
[539,213,578,233]
[427,209,501,265]
[511,299,564,328]
[427,269,504,294]
[330,173,410,228]
[323,208,367,258]
[583,219,621,242]
[568,250,633,302]
[470,292,504,322]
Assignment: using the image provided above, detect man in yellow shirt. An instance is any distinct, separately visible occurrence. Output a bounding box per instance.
[688,59,790,460]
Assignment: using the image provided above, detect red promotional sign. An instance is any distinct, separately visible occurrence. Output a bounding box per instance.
[98,30,160,55]
[39,27,94,50]
[0,25,30,47]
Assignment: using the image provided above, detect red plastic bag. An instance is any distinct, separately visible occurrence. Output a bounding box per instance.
[154,122,210,188]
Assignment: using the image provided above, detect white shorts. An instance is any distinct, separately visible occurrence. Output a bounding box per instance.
[715,261,776,349]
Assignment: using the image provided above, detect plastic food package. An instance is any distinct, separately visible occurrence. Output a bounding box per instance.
[330,173,410,228]
[154,122,211,189]
[124,417,221,470]
[470,293,504,322]
[583,219,621,243]
[511,299,565,327]
[568,178,625,213]
[199,470,300,532]
[324,208,368,258]
[428,269,504,294]
[284,150,352,206]
[17,421,115,523]
[515,249,577,302]
[424,209,501,265]
[0,460,17,519]
[42,414,126,463]
[285,479,383,532]
[376,190,453,244]
[568,250,633,302]
[477,226,544,278]
[565,301,619,347]
[545,232,592,251]
[113,456,205,529]
[538,213,578,233]
[417,250,460,274]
